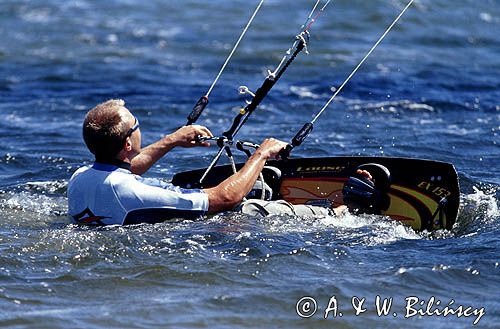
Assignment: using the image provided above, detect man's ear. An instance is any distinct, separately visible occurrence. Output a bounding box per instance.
[124,137,132,152]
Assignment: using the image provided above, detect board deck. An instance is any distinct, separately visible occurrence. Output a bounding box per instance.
[172,157,460,231]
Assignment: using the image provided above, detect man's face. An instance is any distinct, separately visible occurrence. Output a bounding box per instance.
[122,108,142,157]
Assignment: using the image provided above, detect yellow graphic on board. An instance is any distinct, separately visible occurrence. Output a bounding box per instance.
[281,179,445,231]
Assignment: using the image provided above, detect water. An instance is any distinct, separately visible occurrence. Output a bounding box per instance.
[0,0,499,328]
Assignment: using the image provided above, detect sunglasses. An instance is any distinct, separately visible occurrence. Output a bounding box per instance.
[124,117,139,140]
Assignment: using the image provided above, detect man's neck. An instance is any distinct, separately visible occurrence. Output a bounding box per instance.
[94,158,131,171]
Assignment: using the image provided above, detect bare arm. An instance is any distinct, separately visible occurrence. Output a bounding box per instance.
[204,138,288,213]
[131,125,213,175]
[130,135,176,175]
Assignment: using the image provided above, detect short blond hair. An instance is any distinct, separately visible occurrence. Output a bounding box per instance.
[83,99,130,161]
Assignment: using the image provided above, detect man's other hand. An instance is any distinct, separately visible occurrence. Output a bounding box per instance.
[171,125,213,148]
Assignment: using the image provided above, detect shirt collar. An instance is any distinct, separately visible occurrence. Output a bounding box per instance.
[92,159,132,172]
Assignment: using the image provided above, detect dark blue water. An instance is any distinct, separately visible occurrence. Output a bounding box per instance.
[0,0,499,328]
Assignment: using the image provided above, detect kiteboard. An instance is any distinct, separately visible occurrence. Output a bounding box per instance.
[172,156,460,231]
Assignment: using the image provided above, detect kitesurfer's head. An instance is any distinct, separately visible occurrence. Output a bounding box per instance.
[83,99,141,162]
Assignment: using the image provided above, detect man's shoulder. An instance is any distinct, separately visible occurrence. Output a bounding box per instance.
[69,165,92,181]
[70,164,132,179]
[69,166,127,184]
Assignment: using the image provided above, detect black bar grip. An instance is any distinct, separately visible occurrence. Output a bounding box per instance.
[279,123,313,160]
[278,144,293,160]
[226,78,275,138]
[246,78,275,112]
[223,113,244,139]
[274,39,305,81]
[186,96,209,125]
[222,39,306,140]
[291,122,313,147]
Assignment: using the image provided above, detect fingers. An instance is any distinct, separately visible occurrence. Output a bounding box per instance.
[356,169,373,181]
[180,124,212,135]
[191,125,212,147]
[188,125,213,139]
[195,125,213,138]
[176,125,213,148]
[194,139,211,148]
[259,138,289,159]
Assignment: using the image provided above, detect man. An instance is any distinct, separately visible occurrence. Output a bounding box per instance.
[68,99,343,225]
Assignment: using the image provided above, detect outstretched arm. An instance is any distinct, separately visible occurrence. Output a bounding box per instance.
[131,125,213,175]
[204,138,288,213]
